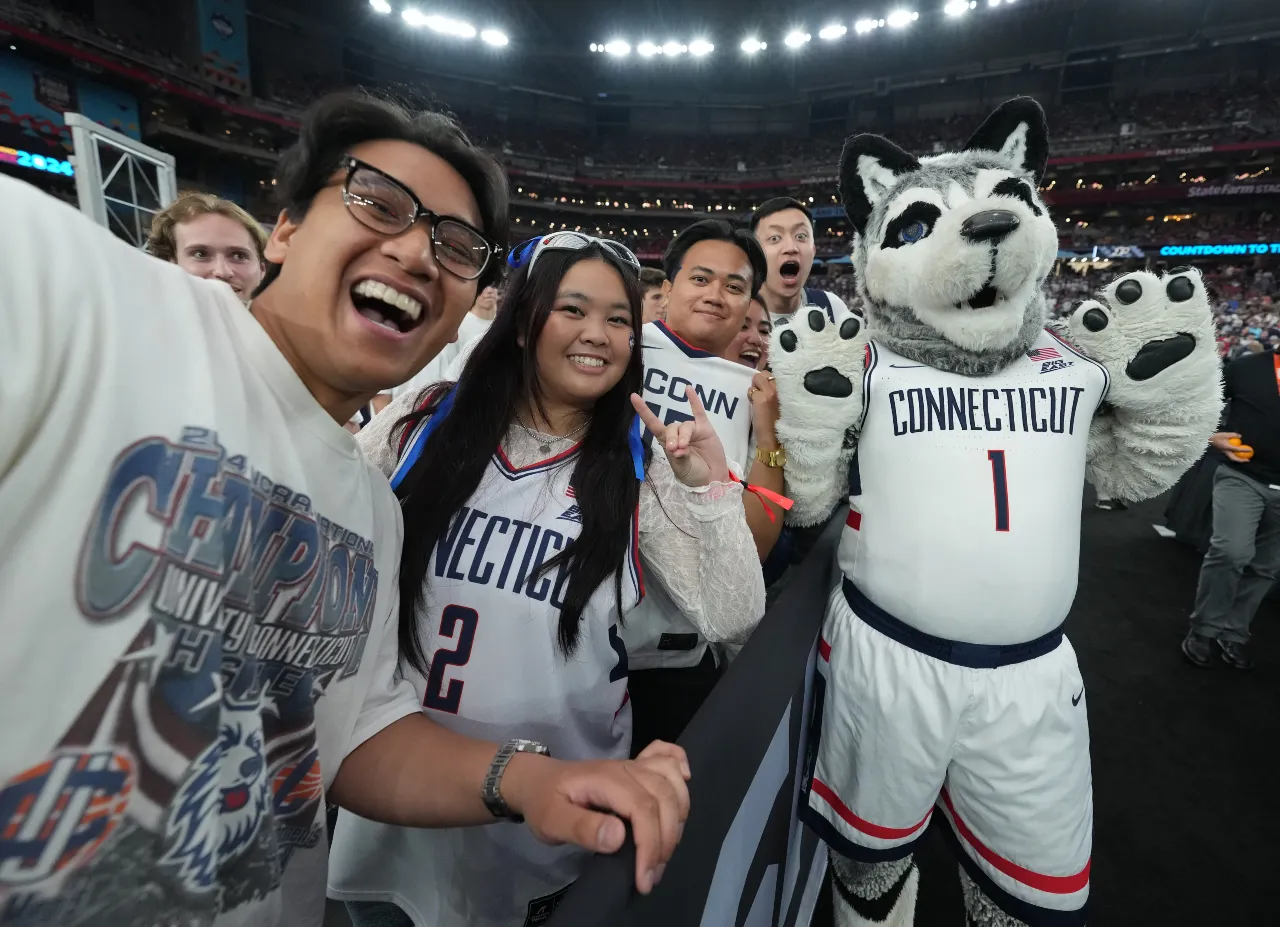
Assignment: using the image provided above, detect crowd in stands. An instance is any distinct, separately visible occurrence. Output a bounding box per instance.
[512,208,1280,270]
[3,0,216,99]
[466,86,1280,173]
[802,262,1280,361]
[1042,264,1280,357]
[1059,209,1280,249]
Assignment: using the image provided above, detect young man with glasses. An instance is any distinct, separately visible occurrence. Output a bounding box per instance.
[0,92,689,927]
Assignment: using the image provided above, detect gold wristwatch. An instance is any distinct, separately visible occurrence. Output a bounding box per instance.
[755,445,787,468]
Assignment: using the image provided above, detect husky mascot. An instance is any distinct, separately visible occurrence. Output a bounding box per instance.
[773,98,1221,926]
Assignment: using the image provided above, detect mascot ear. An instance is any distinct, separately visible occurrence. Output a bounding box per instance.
[963,96,1050,184]
[839,134,921,236]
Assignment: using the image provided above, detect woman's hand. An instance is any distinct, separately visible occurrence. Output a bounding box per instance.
[503,742,692,895]
[631,390,731,487]
[747,372,781,448]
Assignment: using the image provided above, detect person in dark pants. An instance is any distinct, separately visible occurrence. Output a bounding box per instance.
[1183,348,1280,670]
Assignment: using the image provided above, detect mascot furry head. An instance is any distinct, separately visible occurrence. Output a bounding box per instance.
[841,97,1059,376]
[772,95,1221,525]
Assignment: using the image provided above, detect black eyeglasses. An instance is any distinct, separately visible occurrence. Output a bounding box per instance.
[340,156,497,281]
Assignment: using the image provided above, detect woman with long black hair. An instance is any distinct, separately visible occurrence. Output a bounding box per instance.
[327,233,767,927]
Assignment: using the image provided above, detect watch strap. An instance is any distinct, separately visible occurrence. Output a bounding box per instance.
[482,739,550,822]
[755,445,787,468]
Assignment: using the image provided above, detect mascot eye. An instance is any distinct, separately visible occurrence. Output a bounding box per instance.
[898,221,929,244]
[883,202,942,250]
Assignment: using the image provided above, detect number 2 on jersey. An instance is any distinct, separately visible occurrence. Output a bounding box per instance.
[987,450,1010,532]
[423,604,478,714]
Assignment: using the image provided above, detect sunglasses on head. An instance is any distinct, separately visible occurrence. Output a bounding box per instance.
[507,231,642,276]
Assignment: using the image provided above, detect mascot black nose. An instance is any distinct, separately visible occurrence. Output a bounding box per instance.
[961,210,1021,244]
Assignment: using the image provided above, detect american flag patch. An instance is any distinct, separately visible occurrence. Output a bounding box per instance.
[1027,346,1061,361]
[566,485,576,498]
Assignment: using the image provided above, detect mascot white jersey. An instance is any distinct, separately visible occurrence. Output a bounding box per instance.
[769,98,1222,927]
[847,330,1107,643]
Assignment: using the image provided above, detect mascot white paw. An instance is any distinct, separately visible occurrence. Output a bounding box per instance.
[1065,268,1223,500]
[771,306,869,526]
[1067,268,1219,418]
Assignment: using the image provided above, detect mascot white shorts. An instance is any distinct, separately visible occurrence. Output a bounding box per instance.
[801,581,1093,918]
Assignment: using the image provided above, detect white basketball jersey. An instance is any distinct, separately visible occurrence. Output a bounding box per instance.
[623,321,756,670]
[841,330,1108,645]
[328,444,643,927]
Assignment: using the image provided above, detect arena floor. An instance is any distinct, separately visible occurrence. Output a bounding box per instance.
[325,490,1280,926]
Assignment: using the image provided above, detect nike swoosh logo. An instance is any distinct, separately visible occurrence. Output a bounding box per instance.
[888,364,926,368]
[1071,687,1085,707]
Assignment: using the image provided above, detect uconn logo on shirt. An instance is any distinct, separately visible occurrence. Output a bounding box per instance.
[643,369,742,426]
[433,505,573,608]
[888,386,1089,436]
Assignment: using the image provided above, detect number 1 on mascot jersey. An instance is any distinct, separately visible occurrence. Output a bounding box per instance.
[987,450,1010,532]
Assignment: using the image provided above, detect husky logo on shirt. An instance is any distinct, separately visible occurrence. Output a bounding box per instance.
[0,426,379,926]
[160,707,269,892]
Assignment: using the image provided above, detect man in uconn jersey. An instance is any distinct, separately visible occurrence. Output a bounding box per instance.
[768,99,1221,926]
[624,219,783,753]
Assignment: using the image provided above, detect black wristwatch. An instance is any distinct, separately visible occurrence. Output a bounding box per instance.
[482,739,551,822]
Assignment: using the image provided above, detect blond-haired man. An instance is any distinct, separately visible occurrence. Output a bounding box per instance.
[146,191,268,302]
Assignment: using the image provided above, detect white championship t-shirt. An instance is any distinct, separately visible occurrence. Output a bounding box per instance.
[622,321,755,670]
[0,177,418,927]
[842,332,1108,645]
[392,312,492,399]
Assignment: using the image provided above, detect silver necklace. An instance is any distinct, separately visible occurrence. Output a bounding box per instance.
[513,413,588,456]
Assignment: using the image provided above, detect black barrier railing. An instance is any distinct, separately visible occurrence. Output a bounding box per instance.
[548,513,844,927]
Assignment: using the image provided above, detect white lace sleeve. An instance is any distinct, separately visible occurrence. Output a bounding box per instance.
[355,386,434,478]
[638,454,767,644]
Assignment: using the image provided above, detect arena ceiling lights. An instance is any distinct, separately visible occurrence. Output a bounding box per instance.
[594,9,942,59]
[590,38,714,57]
[379,2,508,47]
[373,0,1018,58]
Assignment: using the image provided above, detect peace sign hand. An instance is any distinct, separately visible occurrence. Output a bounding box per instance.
[631,391,731,488]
